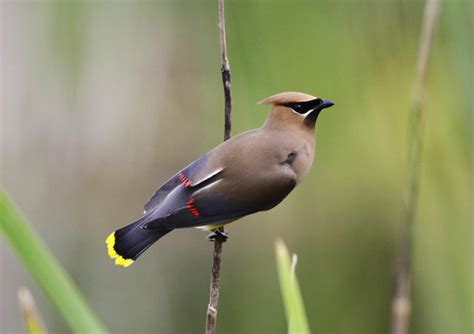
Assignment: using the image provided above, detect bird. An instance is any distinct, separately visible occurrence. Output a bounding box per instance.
[106,92,335,267]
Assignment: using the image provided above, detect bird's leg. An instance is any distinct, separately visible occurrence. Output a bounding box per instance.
[207,228,229,242]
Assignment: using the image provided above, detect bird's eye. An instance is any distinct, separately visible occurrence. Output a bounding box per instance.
[284,102,307,114]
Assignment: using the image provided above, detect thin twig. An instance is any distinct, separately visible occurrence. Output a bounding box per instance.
[206,240,223,334]
[390,1,441,334]
[219,0,232,141]
[206,0,232,333]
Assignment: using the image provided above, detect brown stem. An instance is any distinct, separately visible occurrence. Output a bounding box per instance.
[390,1,441,334]
[219,0,232,142]
[206,239,223,334]
[206,0,232,333]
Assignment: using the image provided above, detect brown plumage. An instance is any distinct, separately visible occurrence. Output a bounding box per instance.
[106,92,335,266]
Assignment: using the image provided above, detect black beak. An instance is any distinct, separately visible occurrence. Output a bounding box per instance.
[304,98,335,125]
[318,99,335,111]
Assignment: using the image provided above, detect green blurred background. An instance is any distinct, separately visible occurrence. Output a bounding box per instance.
[1,0,472,333]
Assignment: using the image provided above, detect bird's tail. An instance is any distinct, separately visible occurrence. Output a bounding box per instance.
[106,216,172,267]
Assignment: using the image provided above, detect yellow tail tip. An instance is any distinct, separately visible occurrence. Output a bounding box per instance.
[106,232,134,267]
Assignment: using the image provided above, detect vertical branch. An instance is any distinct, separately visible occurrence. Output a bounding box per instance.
[206,240,223,334]
[390,1,441,334]
[219,0,232,141]
[206,0,232,333]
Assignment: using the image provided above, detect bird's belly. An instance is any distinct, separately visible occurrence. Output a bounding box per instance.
[195,218,239,231]
[220,167,297,212]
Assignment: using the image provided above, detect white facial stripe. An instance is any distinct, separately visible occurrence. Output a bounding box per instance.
[302,108,315,117]
[289,108,315,117]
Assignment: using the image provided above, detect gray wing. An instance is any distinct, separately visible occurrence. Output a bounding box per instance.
[142,181,259,230]
[144,154,222,213]
[142,170,296,230]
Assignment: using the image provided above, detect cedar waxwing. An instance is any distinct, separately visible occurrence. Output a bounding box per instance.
[106,92,335,267]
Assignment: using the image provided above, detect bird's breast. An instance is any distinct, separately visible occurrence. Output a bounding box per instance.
[203,128,315,211]
[289,142,315,184]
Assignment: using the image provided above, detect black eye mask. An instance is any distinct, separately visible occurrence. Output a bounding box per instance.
[284,98,323,114]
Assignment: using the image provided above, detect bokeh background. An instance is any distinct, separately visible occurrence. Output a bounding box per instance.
[1,1,472,333]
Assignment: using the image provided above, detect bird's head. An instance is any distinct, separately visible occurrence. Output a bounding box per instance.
[259,92,335,129]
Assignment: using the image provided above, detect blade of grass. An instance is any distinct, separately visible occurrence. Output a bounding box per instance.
[275,239,310,334]
[0,189,107,333]
[18,287,48,334]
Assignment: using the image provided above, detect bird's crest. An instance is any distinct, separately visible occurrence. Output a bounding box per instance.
[258,92,317,106]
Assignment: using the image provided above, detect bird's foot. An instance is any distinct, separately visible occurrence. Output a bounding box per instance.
[207,228,229,242]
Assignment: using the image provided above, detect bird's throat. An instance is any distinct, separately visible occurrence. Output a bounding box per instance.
[303,109,321,127]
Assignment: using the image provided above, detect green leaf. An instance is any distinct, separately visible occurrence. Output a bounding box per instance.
[0,189,107,333]
[275,239,310,334]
